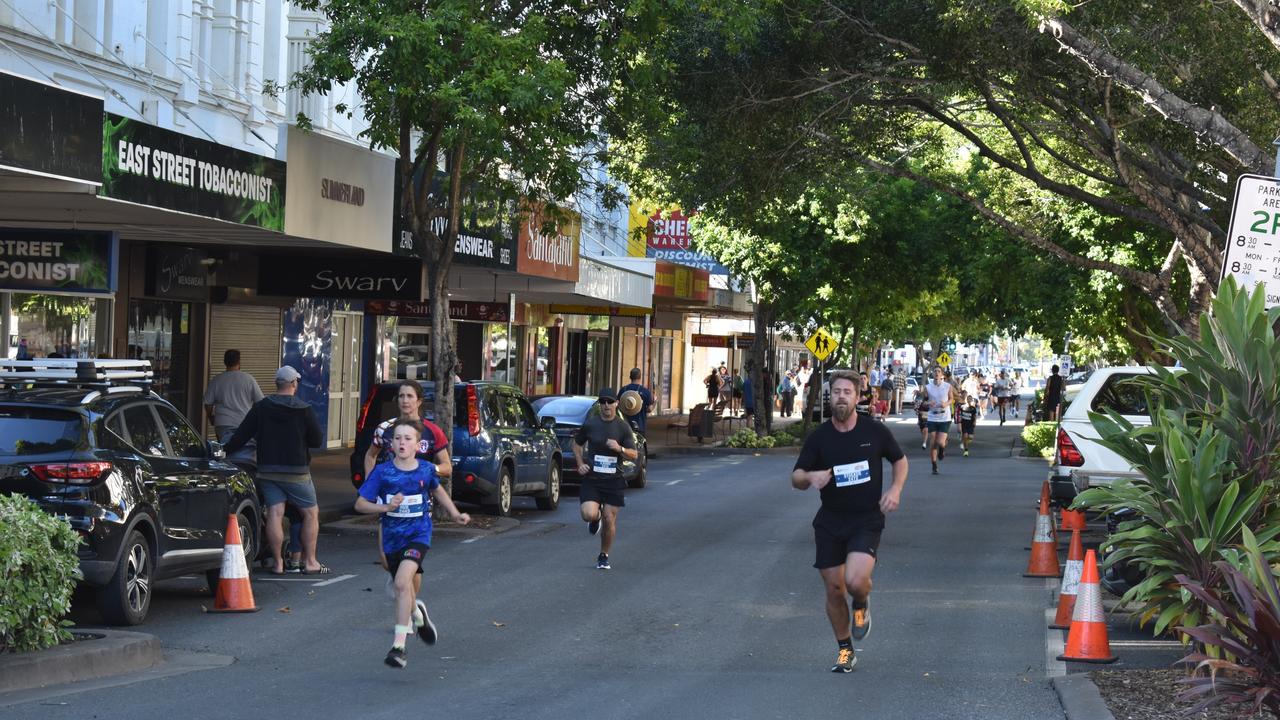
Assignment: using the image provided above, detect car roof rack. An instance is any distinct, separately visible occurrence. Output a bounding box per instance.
[0,359,154,388]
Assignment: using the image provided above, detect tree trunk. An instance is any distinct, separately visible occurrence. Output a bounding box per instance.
[751,299,774,435]
[427,263,455,503]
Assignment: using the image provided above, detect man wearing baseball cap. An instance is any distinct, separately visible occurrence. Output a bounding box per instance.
[571,387,638,570]
[225,366,327,575]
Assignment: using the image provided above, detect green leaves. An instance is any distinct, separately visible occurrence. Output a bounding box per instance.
[0,494,81,653]
[1075,277,1280,647]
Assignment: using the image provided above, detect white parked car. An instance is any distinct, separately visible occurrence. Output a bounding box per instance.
[1047,366,1171,503]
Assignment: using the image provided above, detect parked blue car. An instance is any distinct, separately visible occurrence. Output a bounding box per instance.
[349,381,561,516]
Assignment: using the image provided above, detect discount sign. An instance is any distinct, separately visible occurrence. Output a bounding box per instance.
[1225,174,1280,307]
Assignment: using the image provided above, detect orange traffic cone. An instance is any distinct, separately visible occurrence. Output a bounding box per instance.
[1024,493,1061,577]
[1059,507,1086,533]
[209,514,259,613]
[1050,528,1084,629]
[1057,549,1118,663]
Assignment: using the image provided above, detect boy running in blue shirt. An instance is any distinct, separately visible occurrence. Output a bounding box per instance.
[356,419,470,669]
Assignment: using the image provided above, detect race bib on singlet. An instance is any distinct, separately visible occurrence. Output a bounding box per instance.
[832,461,871,488]
[592,455,618,474]
[385,493,425,518]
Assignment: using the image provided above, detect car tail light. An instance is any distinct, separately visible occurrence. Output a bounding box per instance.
[355,389,377,434]
[466,384,480,436]
[352,471,363,486]
[1057,429,1085,467]
[464,473,476,485]
[30,461,112,484]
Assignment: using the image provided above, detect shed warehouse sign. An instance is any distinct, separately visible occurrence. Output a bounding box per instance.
[0,229,116,294]
[1224,174,1280,307]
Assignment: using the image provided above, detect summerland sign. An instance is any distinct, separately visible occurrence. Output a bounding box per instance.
[281,126,393,253]
[258,255,421,300]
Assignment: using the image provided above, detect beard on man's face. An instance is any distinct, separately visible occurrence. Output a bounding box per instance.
[832,399,854,422]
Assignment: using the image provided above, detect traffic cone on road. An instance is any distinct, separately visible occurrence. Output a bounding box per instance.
[1024,493,1061,578]
[1059,507,1087,533]
[209,514,259,613]
[1050,528,1084,629]
[1057,549,1118,663]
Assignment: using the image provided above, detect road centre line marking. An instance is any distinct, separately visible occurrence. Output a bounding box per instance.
[310,574,356,587]
[666,479,684,486]
[461,537,481,544]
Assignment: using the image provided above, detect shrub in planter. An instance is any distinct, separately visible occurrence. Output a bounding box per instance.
[1175,527,1280,716]
[0,494,80,653]
[1076,277,1280,639]
[724,428,777,448]
[1021,421,1056,460]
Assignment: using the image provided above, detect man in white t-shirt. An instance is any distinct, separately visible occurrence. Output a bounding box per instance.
[204,349,264,443]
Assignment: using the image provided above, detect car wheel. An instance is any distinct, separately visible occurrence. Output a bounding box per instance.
[207,505,257,593]
[627,455,647,489]
[536,463,561,511]
[97,530,153,626]
[488,466,513,517]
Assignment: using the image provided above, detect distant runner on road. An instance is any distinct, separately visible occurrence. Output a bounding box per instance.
[925,367,954,475]
[791,370,908,673]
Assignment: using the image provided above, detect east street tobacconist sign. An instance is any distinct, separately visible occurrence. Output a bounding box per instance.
[101,113,286,231]
[0,228,116,294]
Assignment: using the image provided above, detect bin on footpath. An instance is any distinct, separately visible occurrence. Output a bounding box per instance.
[688,403,712,442]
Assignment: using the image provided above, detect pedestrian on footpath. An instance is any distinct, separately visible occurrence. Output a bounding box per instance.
[573,387,639,570]
[363,380,452,596]
[791,370,907,673]
[778,371,796,418]
[957,395,978,457]
[925,367,954,475]
[355,418,470,669]
[619,368,654,435]
[879,372,894,415]
[224,366,327,575]
[204,349,264,443]
[1042,364,1064,421]
[892,369,906,414]
[705,367,721,404]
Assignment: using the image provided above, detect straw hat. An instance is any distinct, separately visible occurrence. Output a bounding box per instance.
[618,389,644,416]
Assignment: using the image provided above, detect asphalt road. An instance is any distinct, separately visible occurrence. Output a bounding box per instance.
[5,414,1069,720]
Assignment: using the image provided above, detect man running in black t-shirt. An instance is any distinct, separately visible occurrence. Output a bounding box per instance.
[792,370,908,673]
[573,388,638,570]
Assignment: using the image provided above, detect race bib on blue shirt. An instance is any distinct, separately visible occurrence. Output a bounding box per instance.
[385,493,425,518]
[832,461,871,488]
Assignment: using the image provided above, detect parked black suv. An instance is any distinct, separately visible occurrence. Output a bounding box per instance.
[0,360,259,625]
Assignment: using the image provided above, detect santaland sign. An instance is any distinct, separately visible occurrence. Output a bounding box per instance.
[101,113,286,231]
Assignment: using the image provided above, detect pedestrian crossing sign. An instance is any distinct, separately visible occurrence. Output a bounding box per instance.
[805,328,838,362]
[937,351,951,368]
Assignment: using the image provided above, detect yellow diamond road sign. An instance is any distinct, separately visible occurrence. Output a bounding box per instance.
[937,351,951,368]
[805,328,838,362]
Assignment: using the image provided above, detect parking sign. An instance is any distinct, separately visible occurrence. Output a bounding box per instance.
[1225,174,1280,307]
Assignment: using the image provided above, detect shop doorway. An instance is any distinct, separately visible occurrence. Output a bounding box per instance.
[328,311,363,448]
[127,299,192,417]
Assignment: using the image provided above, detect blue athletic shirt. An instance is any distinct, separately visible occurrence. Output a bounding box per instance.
[358,461,439,554]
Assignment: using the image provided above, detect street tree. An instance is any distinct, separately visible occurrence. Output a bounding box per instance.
[288,0,634,485]
[613,0,1280,339]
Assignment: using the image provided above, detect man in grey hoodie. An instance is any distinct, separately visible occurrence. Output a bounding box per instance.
[225,366,327,574]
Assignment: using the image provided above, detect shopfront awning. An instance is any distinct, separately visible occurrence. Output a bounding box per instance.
[446,255,656,310]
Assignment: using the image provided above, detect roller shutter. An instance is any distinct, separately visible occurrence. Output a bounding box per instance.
[207,305,282,397]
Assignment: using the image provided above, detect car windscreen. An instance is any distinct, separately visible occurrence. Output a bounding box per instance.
[534,398,597,424]
[0,406,84,456]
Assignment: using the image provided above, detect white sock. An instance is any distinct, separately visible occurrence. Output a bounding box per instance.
[394,624,412,648]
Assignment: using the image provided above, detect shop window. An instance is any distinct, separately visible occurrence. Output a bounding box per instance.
[10,294,98,359]
[127,299,191,414]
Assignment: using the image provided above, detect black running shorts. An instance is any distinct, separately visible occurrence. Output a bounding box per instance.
[813,511,884,569]
[385,542,429,577]
[579,482,625,508]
